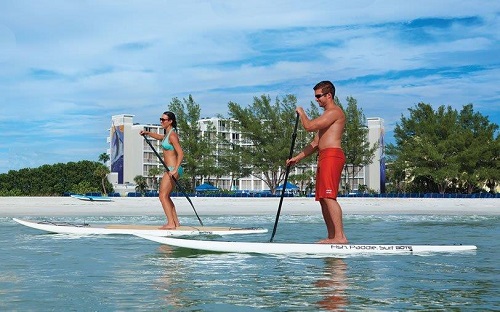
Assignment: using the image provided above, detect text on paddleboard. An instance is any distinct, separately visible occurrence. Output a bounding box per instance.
[330,245,413,251]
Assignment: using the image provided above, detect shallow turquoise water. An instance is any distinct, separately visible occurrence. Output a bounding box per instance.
[1,213,498,311]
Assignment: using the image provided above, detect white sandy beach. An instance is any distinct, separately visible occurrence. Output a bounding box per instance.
[0,196,498,217]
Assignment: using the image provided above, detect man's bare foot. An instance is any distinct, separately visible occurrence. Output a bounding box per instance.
[159,224,176,230]
[317,238,348,244]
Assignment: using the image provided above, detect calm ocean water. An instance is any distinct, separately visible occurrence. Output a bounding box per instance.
[1,210,499,311]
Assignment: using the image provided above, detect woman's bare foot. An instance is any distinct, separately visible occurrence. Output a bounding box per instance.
[159,224,176,230]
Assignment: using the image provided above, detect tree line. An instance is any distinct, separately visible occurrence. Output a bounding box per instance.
[386,103,499,194]
[1,95,497,196]
[0,160,113,196]
[158,95,497,195]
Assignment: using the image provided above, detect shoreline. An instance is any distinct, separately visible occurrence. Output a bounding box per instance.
[0,196,498,217]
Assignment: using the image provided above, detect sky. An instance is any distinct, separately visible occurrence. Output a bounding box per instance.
[1,0,499,174]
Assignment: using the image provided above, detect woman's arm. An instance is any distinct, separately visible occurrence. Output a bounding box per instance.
[140,130,164,141]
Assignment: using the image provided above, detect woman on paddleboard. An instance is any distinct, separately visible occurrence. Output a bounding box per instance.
[140,111,184,229]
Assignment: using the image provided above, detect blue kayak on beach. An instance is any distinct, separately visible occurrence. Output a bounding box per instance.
[70,194,113,202]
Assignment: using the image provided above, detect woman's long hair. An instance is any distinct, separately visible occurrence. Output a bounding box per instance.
[163,111,177,129]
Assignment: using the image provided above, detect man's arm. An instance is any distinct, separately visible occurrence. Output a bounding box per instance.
[286,133,319,166]
[298,108,337,132]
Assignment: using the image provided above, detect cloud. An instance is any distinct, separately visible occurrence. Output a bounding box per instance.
[0,0,498,173]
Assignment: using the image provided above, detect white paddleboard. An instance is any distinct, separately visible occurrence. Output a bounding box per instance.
[70,194,113,202]
[135,234,477,256]
[13,218,268,237]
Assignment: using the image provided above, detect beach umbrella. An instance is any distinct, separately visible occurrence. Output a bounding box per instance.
[277,181,299,190]
[195,183,219,192]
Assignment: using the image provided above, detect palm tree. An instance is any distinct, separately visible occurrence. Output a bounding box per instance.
[98,152,110,164]
[134,175,148,195]
[94,165,110,195]
[148,166,163,191]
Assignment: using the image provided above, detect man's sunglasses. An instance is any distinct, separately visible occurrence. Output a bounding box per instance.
[315,93,329,99]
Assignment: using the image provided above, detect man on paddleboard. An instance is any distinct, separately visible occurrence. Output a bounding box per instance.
[286,80,348,244]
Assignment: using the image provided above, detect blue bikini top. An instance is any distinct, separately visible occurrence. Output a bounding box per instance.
[161,129,175,151]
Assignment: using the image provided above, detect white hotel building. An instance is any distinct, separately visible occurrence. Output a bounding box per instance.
[107,114,385,194]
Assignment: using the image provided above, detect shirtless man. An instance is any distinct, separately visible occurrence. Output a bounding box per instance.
[286,81,348,244]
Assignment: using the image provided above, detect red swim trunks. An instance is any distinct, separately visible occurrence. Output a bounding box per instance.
[315,148,345,201]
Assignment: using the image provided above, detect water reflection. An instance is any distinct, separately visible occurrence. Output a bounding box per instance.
[153,246,350,311]
[155,245,185,309]
[315,258,349,311]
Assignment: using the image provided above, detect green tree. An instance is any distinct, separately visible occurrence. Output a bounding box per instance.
[148,166,163,191]
[288,170,315,195]
[94,165,110,195]
[168,95,216,191]
[385,159,409,193]
[228,94,308,194]
[134,175,148,195]
[338,96,379,193]
[454,104,500,193]
[198,119,220,185]
[98,152,110,164]
[71,180,99,195]
[96,153,111,195]
[387,103,460,193]
[387,103,499,194]
[0,160,113,196]
[217,141,252,191]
